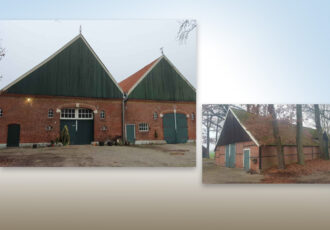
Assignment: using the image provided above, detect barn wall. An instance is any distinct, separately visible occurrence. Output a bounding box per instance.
[0,95,122,145]
[124,100,196,142]
[215,141,259,172]
[260,145,321,170]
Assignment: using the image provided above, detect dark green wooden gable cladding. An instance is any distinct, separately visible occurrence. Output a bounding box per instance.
[5,36,123,99]
[128,58,196,101]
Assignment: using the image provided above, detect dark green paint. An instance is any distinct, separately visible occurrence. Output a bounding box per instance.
[60,119,94,145]
[126,124,135,144]
[244,149,250,171]
[6,37,123,99]
[225,145,230,167]
[163,113,188,144]
[7,124,20,147]
[128,58,195,101]
[229,144,236,168]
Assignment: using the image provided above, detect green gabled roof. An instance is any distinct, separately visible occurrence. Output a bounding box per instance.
[230,108,319,146]
[1,34,123,99]
[121,56,196,102]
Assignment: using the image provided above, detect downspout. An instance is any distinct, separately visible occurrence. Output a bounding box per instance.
[122,93,128,143]
[259,146,262,171]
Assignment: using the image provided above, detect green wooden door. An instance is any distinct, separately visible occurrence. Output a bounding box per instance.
[60,120,77,145]
[176,113,188,143]
[76,120,94,145]
[7,124,20,147]
[163,113,188,144]
[225,145,230,167]
[229,143,236,168]
[126,124,135,144]
[60,120,93,145]
[244,149,250,171]
[163,114,176,144]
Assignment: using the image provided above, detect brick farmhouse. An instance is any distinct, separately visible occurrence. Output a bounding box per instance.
[0,34,196,147]
[119,56,196,144]
[215,108,324,172]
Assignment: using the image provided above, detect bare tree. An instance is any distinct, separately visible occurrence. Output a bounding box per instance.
[296,104,304,165]
[268,104,285,169]
[0,41,5,80]
[202,104,231,156]
[314,104,326,159]
[177,20,197,42]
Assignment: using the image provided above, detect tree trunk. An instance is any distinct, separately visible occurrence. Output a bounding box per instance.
[296,104,304,165]
[314,104,325,159]
[268,104,285,169]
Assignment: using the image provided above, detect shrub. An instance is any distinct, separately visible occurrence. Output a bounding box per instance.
[60,125,70,146]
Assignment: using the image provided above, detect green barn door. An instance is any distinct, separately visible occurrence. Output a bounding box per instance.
[243,149,250,171]
[163,113,188,144]
[7,124,20,147]
[126,124,135,144]
[60,120,93,145]
[225,145,230,167]
[163,114,176,144]
[76,120,94,145]
[60,120,77,145]
[229,143,236,168]
[176,113,188,143]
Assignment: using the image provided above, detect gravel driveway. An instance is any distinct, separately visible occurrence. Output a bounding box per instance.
[0,143,196,167]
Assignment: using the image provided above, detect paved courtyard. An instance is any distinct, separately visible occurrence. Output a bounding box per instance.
[0,143,195,167]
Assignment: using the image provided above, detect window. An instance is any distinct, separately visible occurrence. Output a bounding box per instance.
[153,112,158,120]
[61,109,75,118]
[0,108,2,117]
[139,123,149,132]
[48,109,54,118]
[78,109,93,119]
[191,113,195,120]
[100,110,105,119]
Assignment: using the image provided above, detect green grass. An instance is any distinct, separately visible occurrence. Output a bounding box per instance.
[209,151,215,159]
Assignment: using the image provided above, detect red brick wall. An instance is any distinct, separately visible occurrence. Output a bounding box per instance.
[0,95,122,145]
[215,141,259,172]
[215,142,324,172]
[261,145,321,170]
[124,100,196,141]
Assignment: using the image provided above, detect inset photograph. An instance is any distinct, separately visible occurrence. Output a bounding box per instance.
[203,104,330,183]
[0,20,196,167]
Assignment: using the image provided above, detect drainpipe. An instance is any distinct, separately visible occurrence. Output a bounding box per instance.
[122,93,128,143]
[259,146,262,171]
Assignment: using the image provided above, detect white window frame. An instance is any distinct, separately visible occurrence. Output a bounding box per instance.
[100,110,105,119]
[60,108,93,120]
[78,108,93,119]
[0,108,2,117]
[138,123,149,132]
[48,109,54,118]
[243,148,250,169]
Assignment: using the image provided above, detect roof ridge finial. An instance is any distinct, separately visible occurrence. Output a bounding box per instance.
[160,47,164,56]
[79,25,82,34]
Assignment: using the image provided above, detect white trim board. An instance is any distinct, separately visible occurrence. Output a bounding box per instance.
[229,108,260,147]
[1,34,123,94]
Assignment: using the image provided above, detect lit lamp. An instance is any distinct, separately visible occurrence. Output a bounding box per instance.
[26,97,32,103]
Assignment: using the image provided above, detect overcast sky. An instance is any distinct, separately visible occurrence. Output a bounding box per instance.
[0,20,196,89]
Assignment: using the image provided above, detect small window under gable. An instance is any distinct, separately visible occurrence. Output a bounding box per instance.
[48,109,54,118]
[191,113,195,120]
[0,108,2,117]
[100,110,105,119]
[139,123,149,132]
[153,112,158,120]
